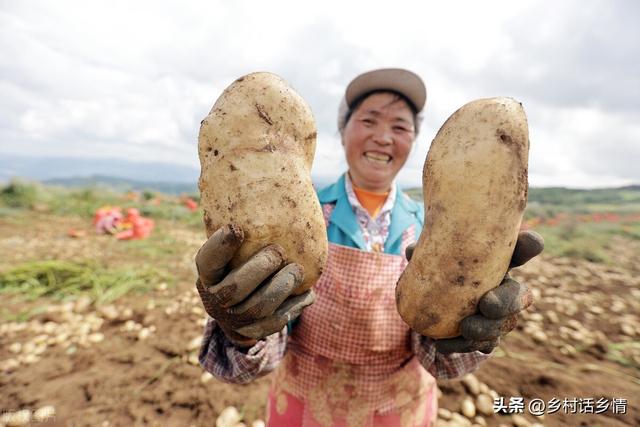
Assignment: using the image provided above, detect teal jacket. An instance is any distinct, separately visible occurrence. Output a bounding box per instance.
[316,174,425,255]
[287,174,425,333]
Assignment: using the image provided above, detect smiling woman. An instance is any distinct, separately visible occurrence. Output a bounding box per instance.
[196,68,543,427]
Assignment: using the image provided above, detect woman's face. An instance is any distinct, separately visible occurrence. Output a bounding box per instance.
[342,92,416,192]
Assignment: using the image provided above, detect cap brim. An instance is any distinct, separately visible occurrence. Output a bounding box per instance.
[345,68,426,112]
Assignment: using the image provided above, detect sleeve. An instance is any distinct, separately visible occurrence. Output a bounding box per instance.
[198,317,288,384]
[411,331,492,380]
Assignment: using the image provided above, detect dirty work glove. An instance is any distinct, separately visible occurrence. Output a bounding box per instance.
[195,224,316,348]
[405,230,544,354]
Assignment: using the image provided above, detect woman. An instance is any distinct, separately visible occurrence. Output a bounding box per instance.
[196,69,542,426]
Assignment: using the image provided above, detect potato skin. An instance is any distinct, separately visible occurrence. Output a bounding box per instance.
[198,72,328,293]
[396,97,529,338]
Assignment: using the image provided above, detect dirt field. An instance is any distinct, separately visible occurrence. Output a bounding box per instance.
[1,212,638,426]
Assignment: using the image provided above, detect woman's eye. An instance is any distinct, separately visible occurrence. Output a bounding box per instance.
[361,118,374,125]
[393,126,409,132]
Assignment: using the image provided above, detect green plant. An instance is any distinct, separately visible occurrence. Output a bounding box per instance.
[0,179,43,208]
[0,260,169,304]
[606,342,640,369]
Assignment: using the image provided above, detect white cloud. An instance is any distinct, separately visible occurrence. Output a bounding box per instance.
[1,0,638,188]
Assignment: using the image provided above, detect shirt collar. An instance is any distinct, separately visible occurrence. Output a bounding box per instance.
[344,172,397,218]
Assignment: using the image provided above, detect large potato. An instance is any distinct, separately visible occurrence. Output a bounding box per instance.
[396,97,529,338]
[198,72,328,293]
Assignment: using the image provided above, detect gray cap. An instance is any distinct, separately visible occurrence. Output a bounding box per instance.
[346,68,426,111]
[338,68,426,131]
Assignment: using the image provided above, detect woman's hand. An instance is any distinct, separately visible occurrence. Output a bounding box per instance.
[195,224,316,347]
[405,230,544,354]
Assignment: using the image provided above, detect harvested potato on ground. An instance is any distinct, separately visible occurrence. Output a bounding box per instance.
[396,97,529,338]
[198,72,328,293]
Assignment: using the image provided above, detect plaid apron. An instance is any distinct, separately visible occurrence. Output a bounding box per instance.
[267,205,437,427]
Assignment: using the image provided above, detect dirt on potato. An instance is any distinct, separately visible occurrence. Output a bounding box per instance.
[1,212,638,426]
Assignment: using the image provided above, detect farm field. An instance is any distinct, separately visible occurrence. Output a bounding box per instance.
[1,181,639,426]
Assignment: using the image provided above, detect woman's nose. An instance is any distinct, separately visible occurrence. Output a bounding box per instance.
[373,125,393,145]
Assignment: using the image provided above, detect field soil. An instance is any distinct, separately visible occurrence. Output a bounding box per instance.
[1,213,638,426]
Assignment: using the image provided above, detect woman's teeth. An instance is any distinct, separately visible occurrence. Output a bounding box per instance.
[364,152,391,164]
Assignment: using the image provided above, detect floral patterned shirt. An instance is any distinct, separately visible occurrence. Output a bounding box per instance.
[344,173,395,253]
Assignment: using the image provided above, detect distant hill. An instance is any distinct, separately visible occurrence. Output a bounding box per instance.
[404,185,640,205]
[619,185,640,191]
[0,154,199,184]
[41,174,339,195]
[3,154,638,201]
[44,175,198,195]
[527,186,640,205]
[0,154,338,193]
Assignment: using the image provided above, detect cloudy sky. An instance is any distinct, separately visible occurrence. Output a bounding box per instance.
[1,0,638,188]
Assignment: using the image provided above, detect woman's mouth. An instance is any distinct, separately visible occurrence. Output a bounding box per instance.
[364,152,392,164]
